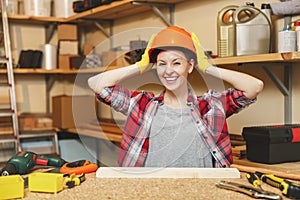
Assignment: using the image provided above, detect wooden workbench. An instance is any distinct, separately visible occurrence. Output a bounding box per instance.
[22,172,288,200]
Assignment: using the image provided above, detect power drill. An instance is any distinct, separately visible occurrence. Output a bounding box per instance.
[0,151,66,176]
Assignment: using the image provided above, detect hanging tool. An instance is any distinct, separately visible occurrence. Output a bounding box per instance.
[256,172,300,199]
[59,160,98,175]
[64,173,86,188]
[216,181,282,200]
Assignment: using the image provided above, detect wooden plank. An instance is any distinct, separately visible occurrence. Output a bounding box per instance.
[81,123,123,135]
[67,127,122,143]
[67,0,131,21]
[231,159,300,180]
[0,66,121,75]
[213,53,283,65]
[9,15,67,23]
[213,52,300,65]
[96,167,240,178]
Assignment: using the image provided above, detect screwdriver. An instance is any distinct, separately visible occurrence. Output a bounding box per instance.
[255,172,300,199]
[246,172,263,190]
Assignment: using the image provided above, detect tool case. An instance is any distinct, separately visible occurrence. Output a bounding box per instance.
[73,0,115,13]
[242,124,300,164]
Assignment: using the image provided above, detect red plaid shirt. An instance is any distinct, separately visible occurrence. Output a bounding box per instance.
[97,86,255,167]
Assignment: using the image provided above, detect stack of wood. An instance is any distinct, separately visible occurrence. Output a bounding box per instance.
[0,116,12,135]
[230,133,247,160]
[232,145,247,160]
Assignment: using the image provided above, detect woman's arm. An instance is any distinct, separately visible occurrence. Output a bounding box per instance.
[88,64,140,94]
[190,33,263,99]
[205,66,264,100]
[88,35,156,94]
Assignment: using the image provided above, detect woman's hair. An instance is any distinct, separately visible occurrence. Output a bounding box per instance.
[150,46,197,64]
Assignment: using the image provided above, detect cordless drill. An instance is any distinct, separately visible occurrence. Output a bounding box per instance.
[0,151,66,176]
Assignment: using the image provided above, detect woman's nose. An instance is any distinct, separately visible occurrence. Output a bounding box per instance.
[164,65,174,74]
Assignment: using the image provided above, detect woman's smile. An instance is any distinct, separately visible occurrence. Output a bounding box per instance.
[156,50,192,92]
[164,76,179,82]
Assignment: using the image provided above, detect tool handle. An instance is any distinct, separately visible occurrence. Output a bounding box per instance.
[281,180,300,199]
[246,172,261,187]
[261,174,284,189]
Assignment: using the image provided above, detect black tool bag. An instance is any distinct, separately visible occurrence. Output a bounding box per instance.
[73,0,116,13]
[18,50,43,68]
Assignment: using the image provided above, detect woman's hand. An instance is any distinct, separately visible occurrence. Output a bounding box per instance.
[136,34,156,73]
[191,33,211,73]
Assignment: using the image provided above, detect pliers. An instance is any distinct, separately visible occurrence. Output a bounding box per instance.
[64,173,86,188]
[216,181,282,200]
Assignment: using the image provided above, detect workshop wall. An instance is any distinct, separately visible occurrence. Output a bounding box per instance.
[10,0,300,134]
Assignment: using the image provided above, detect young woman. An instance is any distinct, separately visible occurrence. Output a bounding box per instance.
[88,26,263,168]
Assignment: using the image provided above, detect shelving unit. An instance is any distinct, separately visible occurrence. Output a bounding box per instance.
[8,0,185,23]
[8,0,186,44]
[213,52,298,124]
[5,0,187,116]
[3,0,299,134]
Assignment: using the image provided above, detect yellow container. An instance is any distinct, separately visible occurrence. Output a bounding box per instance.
[28,172,64,194]
[0,175,24,199]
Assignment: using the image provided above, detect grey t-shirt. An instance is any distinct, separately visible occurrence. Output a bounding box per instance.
[144,104,213,167]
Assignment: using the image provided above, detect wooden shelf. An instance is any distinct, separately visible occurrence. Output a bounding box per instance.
[0,52,298,75]
[0,66,121,75]
[212,52,300,66]
[2,52,299,75]
[8,0,186,23]
[56,120,123,143]
[8,14,67,24]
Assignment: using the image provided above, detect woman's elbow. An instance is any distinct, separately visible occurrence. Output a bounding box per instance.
[256,79,264,95]
[88,76,100,93]
[244,79,264,100]
[249,79,264,99]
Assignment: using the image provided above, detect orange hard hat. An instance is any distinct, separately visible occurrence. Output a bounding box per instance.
[148,26,196,62]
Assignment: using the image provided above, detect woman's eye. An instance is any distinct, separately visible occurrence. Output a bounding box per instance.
[174,62,181,65]
[158,63,166,67]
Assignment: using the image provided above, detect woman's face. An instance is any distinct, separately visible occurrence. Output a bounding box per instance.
[156,50,194,92]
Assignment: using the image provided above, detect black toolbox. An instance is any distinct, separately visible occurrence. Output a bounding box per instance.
[242,124,300,164]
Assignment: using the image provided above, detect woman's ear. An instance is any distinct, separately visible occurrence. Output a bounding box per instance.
[188,59,195,74]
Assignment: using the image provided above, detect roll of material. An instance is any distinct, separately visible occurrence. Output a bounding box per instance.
[54,0,76,18]
[42,44,57,70]
[297,31,300,51]
[278,30,296,53]
[270,0,300,16]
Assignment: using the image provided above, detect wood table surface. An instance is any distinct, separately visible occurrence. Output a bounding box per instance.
[23,171,289,200]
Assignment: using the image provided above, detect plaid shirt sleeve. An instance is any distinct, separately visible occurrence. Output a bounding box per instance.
[222,88,256,117]
[96,86,133,115]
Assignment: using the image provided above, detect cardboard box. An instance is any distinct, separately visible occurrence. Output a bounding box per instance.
[52,95,95,129]
[102,51,129,67]
[83,43,94,55]
[58,55,84,69]
[70,55,85,69]
[57,24,78,40]
[59,40,79,55]
[18,113,53,130]
[58,55,71,70]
